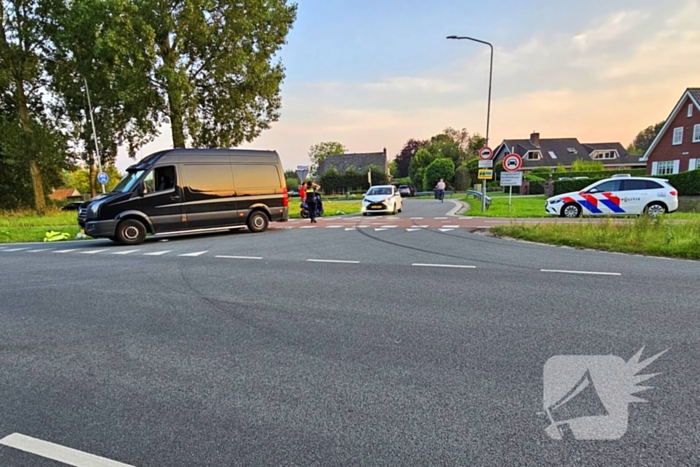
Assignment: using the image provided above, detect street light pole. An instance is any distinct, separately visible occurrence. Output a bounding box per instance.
[83,77,105,193]
[47,59,105,193]
[447,35,493,213]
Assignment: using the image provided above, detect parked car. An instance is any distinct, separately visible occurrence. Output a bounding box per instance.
[61,201,83,211]
[79,148,289,245]
[398,185,412,197]
[545,175,678,218]
[362,185,403,215]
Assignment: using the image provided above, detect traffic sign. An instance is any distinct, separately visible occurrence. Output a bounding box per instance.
[479,147,494,160]
[503,153,523,172]
[500,171,523,186]
[295,167,309,183]
[97,171,109,185]
[478,169,493,180]
[478,160,493,168]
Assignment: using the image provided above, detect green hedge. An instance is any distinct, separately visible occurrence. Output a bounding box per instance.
[551,169,646,180]
[667,170,700,196]
[319,166,389,194]
[552,170,700,196]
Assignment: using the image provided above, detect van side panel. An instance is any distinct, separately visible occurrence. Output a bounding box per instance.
[180,161,240,229]
[231,162,286,221]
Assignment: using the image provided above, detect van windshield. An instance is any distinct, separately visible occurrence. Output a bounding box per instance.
[111,170,145,193]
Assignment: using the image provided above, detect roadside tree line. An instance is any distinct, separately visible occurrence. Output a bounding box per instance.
[0,0,298,212]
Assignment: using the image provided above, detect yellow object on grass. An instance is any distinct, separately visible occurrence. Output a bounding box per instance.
[44,231,70,242]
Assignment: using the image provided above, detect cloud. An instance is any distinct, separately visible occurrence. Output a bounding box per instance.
[116,1,700,172]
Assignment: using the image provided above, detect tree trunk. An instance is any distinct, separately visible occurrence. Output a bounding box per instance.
[16,79,46,214]
[167,85,186,148]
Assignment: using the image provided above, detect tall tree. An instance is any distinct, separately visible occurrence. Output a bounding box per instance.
[0,0,58,212]
[394,138,427,178]
[43,0,161,196]
[631,121,666,154]
[130,0,297,148]
[308,141,345,173]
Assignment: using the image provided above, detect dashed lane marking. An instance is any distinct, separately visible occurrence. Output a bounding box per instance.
[0,433,135,467]
[53,249,78,254]
[143,250,172,256]
[307,259,360,264]
[326,225,343,228]
[540,269,621,276]
[438,229,455,232]
[3,247,30,252]
[215,255,262,260]
[412,263,476,269]
[178,251,208,257]
[81,249,109,254]
[111,250,141,255]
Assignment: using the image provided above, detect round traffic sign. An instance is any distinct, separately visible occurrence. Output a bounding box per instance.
[503,153,523,172]
[479,147,493,160]
[97,171,109,184]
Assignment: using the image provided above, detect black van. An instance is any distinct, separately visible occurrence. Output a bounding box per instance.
[78,149,289,245]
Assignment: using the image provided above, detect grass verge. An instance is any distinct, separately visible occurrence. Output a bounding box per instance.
[0,210,83,243]
[465,195,549,218]
[491,216,700,260]
[285,199,363,219]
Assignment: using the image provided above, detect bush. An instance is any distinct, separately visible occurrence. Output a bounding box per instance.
[424,158,455,190]
[530,167,552,179]
[285,177,299,190]
[553,179,596,195]
[453,165,471,191]
[319,165,388,194]
[528,182,545,195]
[667,170,700,196]
[551,169,646,180]
[571,159,605,171]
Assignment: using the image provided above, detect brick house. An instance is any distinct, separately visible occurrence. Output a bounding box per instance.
[492,133,645,171]
[641,88,700,175]
[49,188,82,201]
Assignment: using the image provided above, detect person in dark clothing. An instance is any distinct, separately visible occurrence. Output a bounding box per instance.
[305,180,321,223]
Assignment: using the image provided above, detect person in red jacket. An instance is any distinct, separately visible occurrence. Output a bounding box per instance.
[298,181,306,205]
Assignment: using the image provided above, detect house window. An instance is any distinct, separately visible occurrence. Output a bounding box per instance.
[593,150,618,159]
[548,151,557,159]
[526,151,542,160]
[657,161,674,175]
[693,124,700,143]
[689,104,694,118]
[672,127,683,145]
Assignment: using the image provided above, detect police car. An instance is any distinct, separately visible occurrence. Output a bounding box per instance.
[545,174,679,218]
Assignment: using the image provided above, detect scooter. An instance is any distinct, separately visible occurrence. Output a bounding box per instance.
[300,192,324,218]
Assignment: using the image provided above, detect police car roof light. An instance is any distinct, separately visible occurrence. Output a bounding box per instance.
[611,174,631,178]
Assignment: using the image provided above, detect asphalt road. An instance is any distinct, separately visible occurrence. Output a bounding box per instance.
[1,199,699,466]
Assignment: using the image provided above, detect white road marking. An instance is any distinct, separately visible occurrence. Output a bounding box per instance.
[374,228,388,231]
[215,255,262,260]
[178,251,208,257]
[439,228,455,232]
[53,249,78,253]
[0,433,135,467]
[357,225,368,229]
[380,225,398,228]
[412,263,476,269]
[345,228,356,231]
[326,225,343,228]
[111,250,140,255]
[540,269,621,276]
[143,250,172,256]
[416,225,429,228]
[434,217,448,220]
[410,217,424,220]
[442,225,460,228]
[28,249,51,253]
[406,228,422,232]
[4,247,30,252]
[307,259,360,264]
[81,249,109,254]
[300,226,315,229]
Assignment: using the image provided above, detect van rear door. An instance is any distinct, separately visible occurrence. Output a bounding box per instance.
[180,162,238,229]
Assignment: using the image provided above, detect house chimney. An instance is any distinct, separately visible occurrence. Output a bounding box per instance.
[530,132,540,147]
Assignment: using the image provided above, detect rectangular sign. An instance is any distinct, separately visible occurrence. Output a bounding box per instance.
[296,165,309,170]
[478,169,493,180]
[500,171,523,186]
[478,160,493,168]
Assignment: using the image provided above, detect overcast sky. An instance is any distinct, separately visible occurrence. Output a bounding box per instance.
[115,0,700,172]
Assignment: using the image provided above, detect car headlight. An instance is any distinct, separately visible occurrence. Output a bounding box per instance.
[548,198,561,204]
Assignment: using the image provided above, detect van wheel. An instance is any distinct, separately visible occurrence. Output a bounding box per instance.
[116,219,146,245]
[247,211,269,233]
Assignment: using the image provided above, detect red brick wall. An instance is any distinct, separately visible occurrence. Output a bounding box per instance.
[646,96,700,174]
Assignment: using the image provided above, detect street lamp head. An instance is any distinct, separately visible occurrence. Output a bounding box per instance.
[446,35,458,39]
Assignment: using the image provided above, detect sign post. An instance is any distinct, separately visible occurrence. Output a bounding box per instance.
[295,165,309,184]
[478,147,494,212]
[501,153,523,214]
[368,169,372,186]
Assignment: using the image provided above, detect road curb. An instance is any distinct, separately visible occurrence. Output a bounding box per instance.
[446,200,468,217]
